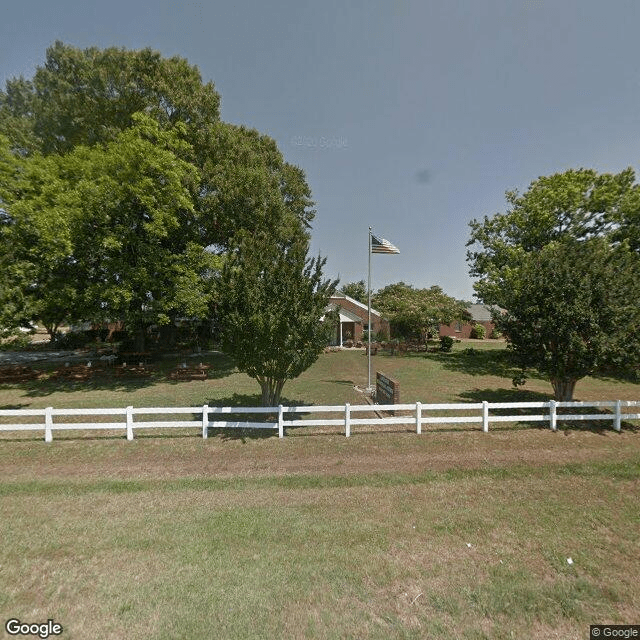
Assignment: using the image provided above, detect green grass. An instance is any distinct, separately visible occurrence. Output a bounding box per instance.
[1,459,638,639]
[2,342,639,413]
[1,343,639,638]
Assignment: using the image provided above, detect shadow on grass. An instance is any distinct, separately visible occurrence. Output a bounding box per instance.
[9,352,238,397]
[204,393,313,442]
[458,387,639,434]
[421,347,522,379]
[17,375,159,397]
[459,387,551,404]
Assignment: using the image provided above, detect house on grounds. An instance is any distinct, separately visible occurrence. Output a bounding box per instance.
[326,294,390,346]
[439,304,500,339]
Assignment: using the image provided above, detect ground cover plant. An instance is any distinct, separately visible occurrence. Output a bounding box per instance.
[0,342,639,639]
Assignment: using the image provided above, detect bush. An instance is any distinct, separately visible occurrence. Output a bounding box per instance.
[53,329,98,350]
[440,335,454,352]
[0,333,32,351]
[470,323,486,339]
[490,328,503,339]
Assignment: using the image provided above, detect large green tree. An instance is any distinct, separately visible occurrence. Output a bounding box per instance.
[1,115,212,346]
[372,283,469,340]
[0,43,316,346]
[0,40,220,156]
[467,168,640,400]
[218,231,337,406]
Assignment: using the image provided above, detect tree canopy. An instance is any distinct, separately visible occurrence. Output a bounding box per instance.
[340,280,367,304]
[0,40,220,155]
[0,43,316,348]
[467,167,640,400]
[217,232,337,405]
[372,283,469,340]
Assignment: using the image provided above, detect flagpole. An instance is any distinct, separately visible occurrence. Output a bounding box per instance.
[368,226,372,392]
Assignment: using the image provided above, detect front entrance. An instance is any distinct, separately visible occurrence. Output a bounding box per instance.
[336,321,356,346]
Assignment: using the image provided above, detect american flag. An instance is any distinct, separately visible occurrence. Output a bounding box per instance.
[371,234,400,254]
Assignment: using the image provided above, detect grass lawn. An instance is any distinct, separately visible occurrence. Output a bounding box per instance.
[1,342,639,639]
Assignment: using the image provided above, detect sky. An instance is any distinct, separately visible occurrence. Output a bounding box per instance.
[2,0,640,300]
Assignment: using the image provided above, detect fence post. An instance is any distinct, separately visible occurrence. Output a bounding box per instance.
[202,405,209,439]
[126,406,134,441]
[415,401,422,434]
[345,403,351,438]
[278,405,284,439]
[45,407,53,443]
[482,401,489,433]
[614,400,621,432]
[549,400,557,432]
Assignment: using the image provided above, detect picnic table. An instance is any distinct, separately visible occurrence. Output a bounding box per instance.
[0,365,41,383]
[119,351,153,364]
[114,363,153,378]
[169,363,210,381]
[52,364,103,381]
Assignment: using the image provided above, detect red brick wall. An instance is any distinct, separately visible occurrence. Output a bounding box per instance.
[330,296,390,342]
[439,320,495,339]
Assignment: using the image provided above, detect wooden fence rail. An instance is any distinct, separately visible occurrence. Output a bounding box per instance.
[1,400,639,442]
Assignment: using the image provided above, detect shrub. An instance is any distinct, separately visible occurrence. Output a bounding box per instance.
[53,329,99,350]
[0,333,32,351]
[375,329,389,342]
[440,335,454,352]
[470,323,486,339]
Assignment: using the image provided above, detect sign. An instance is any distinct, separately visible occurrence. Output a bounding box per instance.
[376,372,400,404]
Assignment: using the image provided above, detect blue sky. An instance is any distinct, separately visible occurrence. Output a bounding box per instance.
[2,0,640,300]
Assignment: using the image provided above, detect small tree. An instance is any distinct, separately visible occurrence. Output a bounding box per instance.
[467,167,640,400]
[373,283,469,341]
[470,323,486,340]
[494,239,640,400]
[340,280,367,304]
[218,232,337,406]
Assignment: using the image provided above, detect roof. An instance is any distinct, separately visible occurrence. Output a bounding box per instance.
[328,294,385,319]
[329,306,363,323]
[467,304,501,322]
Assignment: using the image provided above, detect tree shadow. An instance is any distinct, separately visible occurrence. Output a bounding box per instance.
[204,393,313,441]
[8,352,239,397]
[459,387,551,404]
[422,347,522,379]
[17,374,159,397]
[458,387,639,434]
[0,402,30,410]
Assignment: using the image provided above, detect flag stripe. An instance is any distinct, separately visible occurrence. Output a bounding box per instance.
[371,234,400,254]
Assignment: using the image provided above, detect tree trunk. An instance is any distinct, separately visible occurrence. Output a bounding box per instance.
[159,321,177,349]
[44,323,59,343]
[551,378,577,402]
[258,378,286,406]
[134,324,146,352]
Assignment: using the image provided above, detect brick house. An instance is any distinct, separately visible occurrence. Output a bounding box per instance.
[327,294,390,346]
[439,304,500,339]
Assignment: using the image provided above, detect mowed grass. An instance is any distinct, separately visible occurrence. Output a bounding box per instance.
[1,342,639,639]
[1,461,639,639]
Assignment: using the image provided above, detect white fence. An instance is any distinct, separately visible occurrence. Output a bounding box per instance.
[0,400,639,442]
